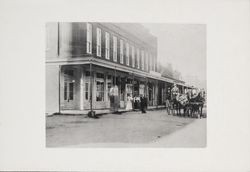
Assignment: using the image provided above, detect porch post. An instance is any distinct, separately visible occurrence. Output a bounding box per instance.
[58,65,61,114]
[88,61,97,118]
[132,73,134,96]
[146,77,149,104]
[114,67,116,85]
[156,80,158,108]
[90,62,93,112]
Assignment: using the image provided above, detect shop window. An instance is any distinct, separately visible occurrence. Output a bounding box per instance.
[96,81,104,101]
[139,84,145,96]
[86,23,92,54]
[64,69,74,76]
[107,75,113,101]
[96,73,104,79]
[64,82,67,100]
[69,83,74,100]
[64,82,74,100]
[96,72,104,101]
[85,71,90,77]
[120,78,126,101]
[85,82,89,100]
[149,88,152,100]
[96,28,102,57]
[126,84,133,97]
[148,83,153,102]
[107,75,112,80]
[120,89,125,101]
[107,82,112,101]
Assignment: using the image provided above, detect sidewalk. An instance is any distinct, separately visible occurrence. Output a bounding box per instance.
[56,105,166,116]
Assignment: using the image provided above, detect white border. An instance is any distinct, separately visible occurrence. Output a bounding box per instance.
[0,0,250,171]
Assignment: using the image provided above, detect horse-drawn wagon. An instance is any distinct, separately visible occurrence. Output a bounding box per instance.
[170,91,205,118]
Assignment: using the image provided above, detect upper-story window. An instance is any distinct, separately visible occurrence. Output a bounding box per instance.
[131,46,135,68]
[126,42,129,66]
[145,52,148,71]
[120,39,124,64]
[113,36,117,62]
[136,48,140,69]
[86,23,92,54]
[153,56,156,71]
[105,32,110,59]
[149,54,154,70]
[46,24,50,51]
[96,28,101,57]
[141,50,144,70]
[148,54,152,71]
[154,57,157,71]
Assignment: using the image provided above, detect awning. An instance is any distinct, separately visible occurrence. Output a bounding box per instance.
[46,56,185,85]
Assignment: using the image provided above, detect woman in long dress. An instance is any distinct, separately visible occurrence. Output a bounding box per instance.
[126,94,133,111]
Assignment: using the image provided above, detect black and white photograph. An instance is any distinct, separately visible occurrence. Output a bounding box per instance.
[46,22,207,147]
[1,0,250,171]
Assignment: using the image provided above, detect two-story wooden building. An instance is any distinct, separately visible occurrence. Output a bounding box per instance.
[46,22,187,115]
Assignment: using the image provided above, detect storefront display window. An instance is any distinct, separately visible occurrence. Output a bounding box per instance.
[84,71,90,101]
[85,83,89,100]
[126,84,133,97]
[96,73,104,101]
[107,75,112,101]
[120,78,126,101]
[139,84,145,96]
[96,81,104,101]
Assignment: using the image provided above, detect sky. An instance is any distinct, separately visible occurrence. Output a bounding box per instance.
[143,23,206,88]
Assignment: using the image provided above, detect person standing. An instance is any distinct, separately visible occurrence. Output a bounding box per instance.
[109,85,119,113]
[109,87,115,112]
[191,87,198,99]
[171,83,179,100]
[144,95,148,112]
[126,94,133,111]
[165,98,171,115]
[140,95,147,113]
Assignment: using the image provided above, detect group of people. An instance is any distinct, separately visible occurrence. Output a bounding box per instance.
[165,83,206,116]
[109,85,148,114]
[110,84,205,116]
[126,94,148,113]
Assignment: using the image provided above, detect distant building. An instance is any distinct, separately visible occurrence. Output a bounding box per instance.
[183,75,206,91]
[46,22,188,115]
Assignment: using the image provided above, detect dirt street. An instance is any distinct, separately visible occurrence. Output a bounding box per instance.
[46,109,206,147]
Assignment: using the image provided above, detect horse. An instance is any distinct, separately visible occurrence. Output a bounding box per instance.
[171,94,190,117]
[188,92,205,118]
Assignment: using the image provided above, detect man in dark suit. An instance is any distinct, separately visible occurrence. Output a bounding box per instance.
[140,95,147,113]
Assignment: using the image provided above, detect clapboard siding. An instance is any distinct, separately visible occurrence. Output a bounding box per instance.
[46,22,158,72]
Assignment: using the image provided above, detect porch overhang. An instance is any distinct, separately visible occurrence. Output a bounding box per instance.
[46,57,183,84]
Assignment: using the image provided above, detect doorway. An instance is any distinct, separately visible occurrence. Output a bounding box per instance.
[62,69,76,110]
